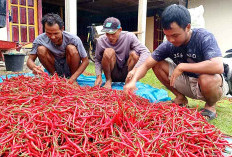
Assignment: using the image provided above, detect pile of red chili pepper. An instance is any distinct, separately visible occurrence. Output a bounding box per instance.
[0,74,231,156]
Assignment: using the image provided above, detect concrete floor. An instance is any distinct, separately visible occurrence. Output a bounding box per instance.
[0,48,33,75]
[0,57,31,75]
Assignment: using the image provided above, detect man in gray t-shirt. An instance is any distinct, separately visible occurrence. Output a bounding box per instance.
[27,13,89,84]
[94,17,150,89]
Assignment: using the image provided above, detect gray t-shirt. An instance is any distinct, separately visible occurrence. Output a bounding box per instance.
[95,31,150,76]
[151,28,222,78]
[30,31,87,58]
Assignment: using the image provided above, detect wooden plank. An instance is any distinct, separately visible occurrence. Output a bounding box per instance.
[11,6,18,23]
[20,7,26,24]
[11,0,18,4]
[20,26,27,42]
[0,40,16,50]
[12,25,19,42]
[28,8,34,25]
[20,0,26,6]
[29,27,35,42]
[28,0,34,7]
[37,0,43,34]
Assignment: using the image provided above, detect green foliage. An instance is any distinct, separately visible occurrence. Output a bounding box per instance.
[85,62,232,136]
[85,62,95,74]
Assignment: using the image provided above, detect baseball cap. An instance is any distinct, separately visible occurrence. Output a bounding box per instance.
[101,17,121,34]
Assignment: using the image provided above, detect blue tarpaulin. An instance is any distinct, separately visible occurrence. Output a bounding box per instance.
[225,138,232,156]
[77,74,171,102]
[0,73,171,103]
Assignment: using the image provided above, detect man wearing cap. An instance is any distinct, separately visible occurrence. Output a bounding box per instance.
[94,17,150,89]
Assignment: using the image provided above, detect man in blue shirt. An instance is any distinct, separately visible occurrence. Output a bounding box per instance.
[124,4,229,120]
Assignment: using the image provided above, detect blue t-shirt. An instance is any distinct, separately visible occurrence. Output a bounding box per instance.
[30,31,87,59]
[151,28,222,78]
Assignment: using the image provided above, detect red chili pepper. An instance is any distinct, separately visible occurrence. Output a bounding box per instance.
[0,74,231,156]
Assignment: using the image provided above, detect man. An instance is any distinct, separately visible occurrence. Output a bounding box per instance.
[94,17,150,89]
[124,4,229,120]
[27,13,89,84]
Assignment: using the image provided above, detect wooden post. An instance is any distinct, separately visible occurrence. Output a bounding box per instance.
[37,0,43,35]
[137,0,147,45]
[65,0,77,35]
[179,0,188,8]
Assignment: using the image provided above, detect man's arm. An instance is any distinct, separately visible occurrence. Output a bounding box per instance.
[94,58,103,86]
[177,57,223,74]
[130,33,151,68]
[170,57,223,86]
[124,56,158,92]
[95,75,103,87]
[94,38,104,86]
[68,57,89,83]
[125,33,151,83]
[26,54,44,75]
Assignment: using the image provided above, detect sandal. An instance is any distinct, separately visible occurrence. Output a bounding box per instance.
[170,100,187,107]
[200,108,217,121]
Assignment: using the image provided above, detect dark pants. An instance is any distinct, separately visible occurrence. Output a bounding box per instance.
[54,57,71,78]
[111,63,128,82]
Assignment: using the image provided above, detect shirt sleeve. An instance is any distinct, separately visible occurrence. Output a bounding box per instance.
[201,33,222,60]
[129,33,150,68]
[29,38,41,55]
[71,37,88,58]
[151,41,170,61]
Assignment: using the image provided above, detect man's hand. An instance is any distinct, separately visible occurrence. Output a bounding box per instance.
[67,77,79,86]
[170,64,184,87]
[27,54,44,75]
[123,80,137,93]
[94,75,102,87]
[32,66,44,75]
[125,68,136,84]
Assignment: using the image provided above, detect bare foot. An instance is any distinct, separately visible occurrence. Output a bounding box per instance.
[173,96,188,105]
[103,80,112,89]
